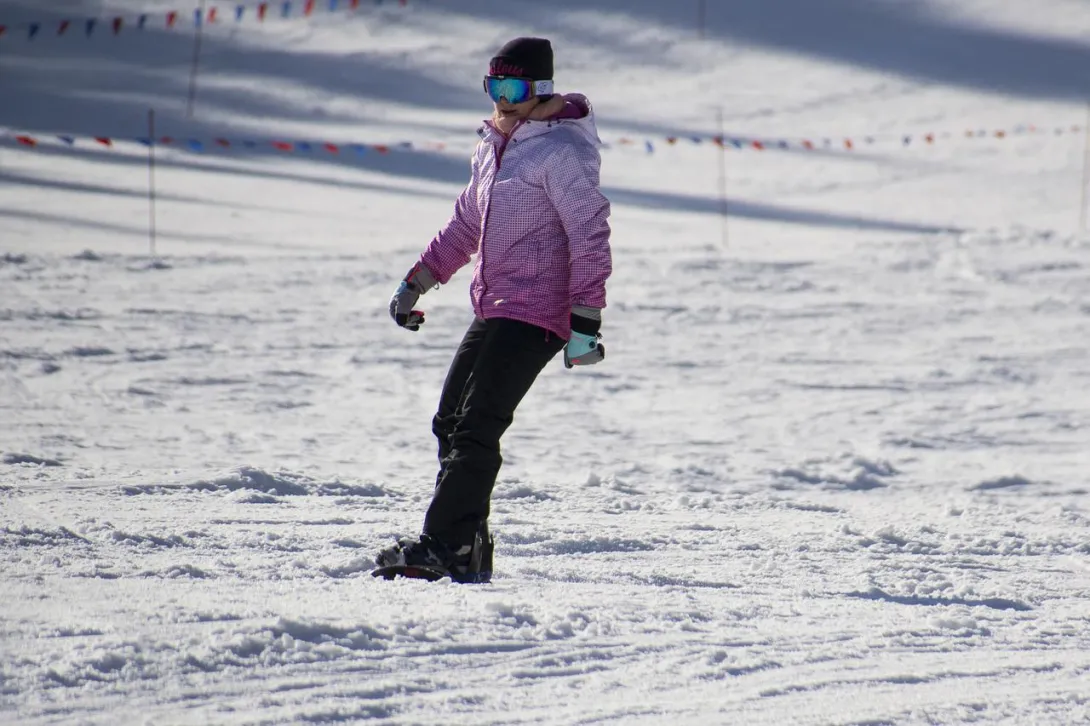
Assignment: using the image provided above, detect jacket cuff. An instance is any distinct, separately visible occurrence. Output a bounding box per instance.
[407,262,438,294]
[571,306,601,335]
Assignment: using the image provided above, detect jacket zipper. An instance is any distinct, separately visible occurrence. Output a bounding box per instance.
[477,121,523,317]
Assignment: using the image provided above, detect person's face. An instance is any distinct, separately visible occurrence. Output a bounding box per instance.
[494,96,541,121]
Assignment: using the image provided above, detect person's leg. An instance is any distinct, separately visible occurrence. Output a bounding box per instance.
[423,318,565,546]
[432,318,489,466]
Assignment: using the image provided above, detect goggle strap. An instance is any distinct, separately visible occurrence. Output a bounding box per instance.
[532,80,554,96]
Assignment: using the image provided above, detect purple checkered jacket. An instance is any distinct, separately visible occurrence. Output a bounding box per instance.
[418,93,612,340]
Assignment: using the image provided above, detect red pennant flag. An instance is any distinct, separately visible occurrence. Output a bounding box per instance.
[258,3,268,19]
[711,136,723,147]
[95,137,113,147]
[304,0,315,15]
[0,25,6,38]
[272,141,293,151]
[374,145,390,154]
[925,133,935,144]
[350,0,359,8]
[58,20,71,35]
[113,17,123,34]
[159,136,175,145]
[323,143,340,154]
[801,139,814,150]
[16,135,38,147]
[208,7,218,22]
[665,137,677,145]
[995,130,1006,138]
[844,139,853,150]
[216,138,231,147]
[752,141,764,150]
[167,11,178,27]
[400,0,407,5]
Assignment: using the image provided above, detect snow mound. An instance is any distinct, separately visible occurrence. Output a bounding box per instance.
[123,467,391,497]
[773,455,899,491]
[970,475,1034,491]
[2,453,63,467]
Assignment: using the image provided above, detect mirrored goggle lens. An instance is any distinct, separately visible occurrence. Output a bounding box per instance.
[484,76,533,104]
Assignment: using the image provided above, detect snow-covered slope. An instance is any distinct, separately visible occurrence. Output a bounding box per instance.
[2,0,1088,723]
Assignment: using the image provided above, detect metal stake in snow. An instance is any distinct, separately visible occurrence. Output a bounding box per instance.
[717,106,729,248]
[186,0,207,118]
[1081,102,1090,234]
[697,0,707,39]
[148,109,158,259]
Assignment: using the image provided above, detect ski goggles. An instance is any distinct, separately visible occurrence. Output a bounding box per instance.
[483,76,554,104]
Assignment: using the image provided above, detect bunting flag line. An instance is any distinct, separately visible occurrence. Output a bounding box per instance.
[0,0,401,41]
[0,122,1081,162]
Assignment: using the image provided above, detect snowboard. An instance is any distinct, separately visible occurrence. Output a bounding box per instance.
[371,564,491,584]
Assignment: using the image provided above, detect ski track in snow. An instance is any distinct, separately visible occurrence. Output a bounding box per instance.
[3,0,1090,723]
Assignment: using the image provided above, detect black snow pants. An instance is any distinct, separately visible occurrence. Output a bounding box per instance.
[423,317,565,546]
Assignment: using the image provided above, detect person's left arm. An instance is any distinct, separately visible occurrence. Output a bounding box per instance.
[543,140,612,312]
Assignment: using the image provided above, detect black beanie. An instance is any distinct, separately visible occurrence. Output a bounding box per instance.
[489,37,553,81]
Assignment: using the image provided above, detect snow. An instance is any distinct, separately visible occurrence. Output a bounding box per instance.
[2,0,1090,723]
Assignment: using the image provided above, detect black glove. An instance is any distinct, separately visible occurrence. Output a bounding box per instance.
[389,263,437,331]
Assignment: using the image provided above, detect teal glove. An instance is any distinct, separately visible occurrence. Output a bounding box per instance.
[564,306,605,368]
[564,331,605,368]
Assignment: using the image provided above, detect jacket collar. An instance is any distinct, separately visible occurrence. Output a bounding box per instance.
[477,117,565,146]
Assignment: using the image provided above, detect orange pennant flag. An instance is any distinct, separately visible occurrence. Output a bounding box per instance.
[844,139,853,150]
[802,140,814,149]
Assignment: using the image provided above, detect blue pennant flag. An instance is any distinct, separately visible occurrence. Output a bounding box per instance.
[645,141,654,154]
[296,141,313,152]
[729,139,742,149]
[243,140,258,149]
[85,19,97,36]
[777,140,789,149]
[136,137,153,147]
[138,14,148,29]
[58,136,76,145]
[236,6,245,21]
[28,23,40,39]
[188,140,204,151]
[330,0,339,10]
[903,136,912,145]
[282,1,293,17]
[350,144,367,155]
[195,9,203,26]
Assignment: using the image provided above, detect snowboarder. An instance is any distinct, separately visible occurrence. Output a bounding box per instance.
[375,37,613,583]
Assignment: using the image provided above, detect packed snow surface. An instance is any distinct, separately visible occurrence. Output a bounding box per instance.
[2,0,1089,723]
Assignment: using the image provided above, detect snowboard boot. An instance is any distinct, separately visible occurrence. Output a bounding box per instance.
[449,523,494,584]
[374,525,494,584]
